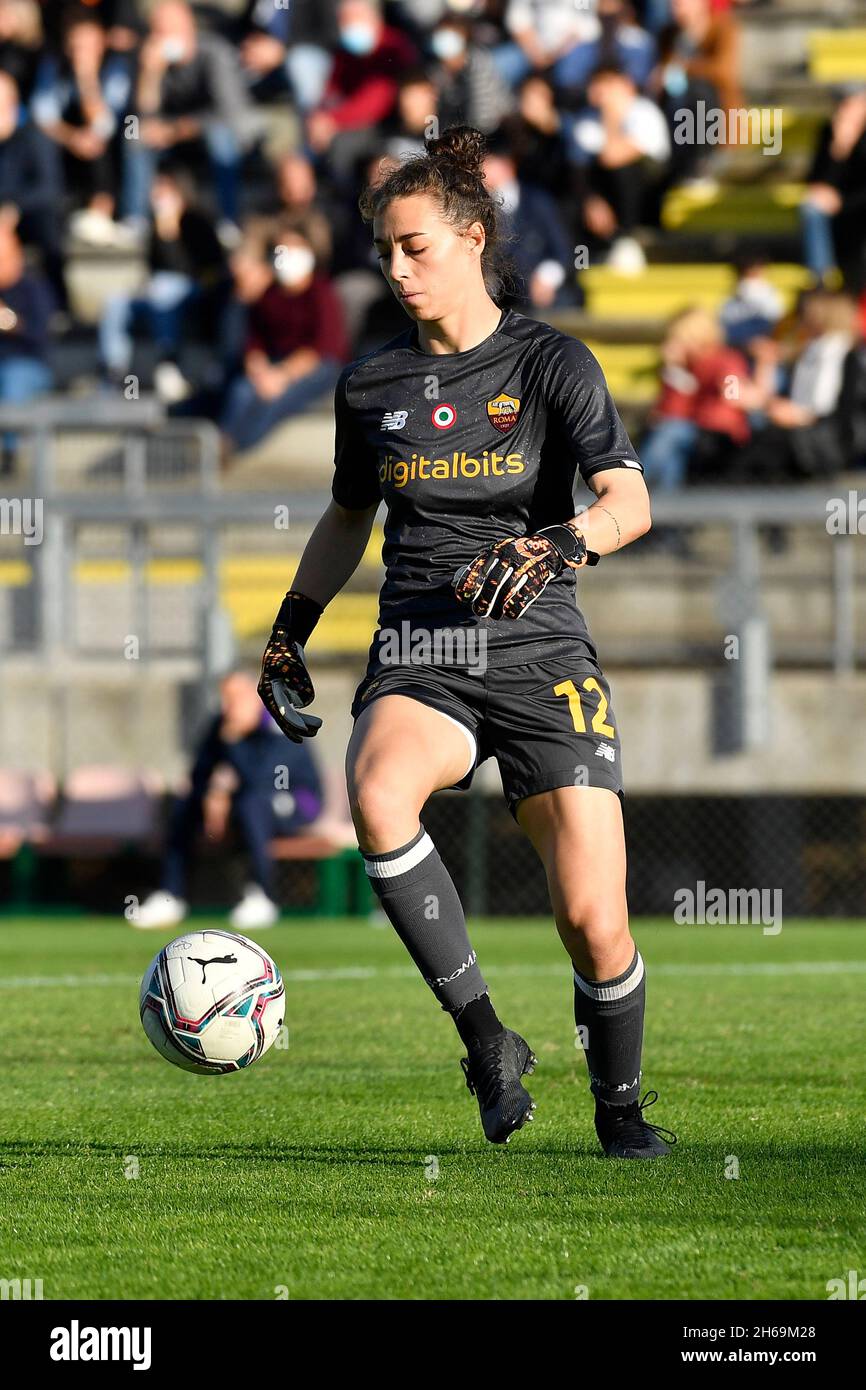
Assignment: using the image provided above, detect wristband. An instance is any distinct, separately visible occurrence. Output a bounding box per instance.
[536,523,600,568]
[273,589,324,646]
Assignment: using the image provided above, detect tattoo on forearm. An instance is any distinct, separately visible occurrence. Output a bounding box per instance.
[596,505,622,549]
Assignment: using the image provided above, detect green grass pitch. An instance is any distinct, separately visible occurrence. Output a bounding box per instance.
[1,917,864,1300]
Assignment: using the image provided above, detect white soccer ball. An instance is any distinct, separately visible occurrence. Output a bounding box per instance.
[139,929,285,1074]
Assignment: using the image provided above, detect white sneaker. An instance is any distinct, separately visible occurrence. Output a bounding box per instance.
[229,884,279,930]
[217,219,242,250]
[131,890,188,929]
[607,236,646,275]
[154,360,192,404]
[69,207,118,247]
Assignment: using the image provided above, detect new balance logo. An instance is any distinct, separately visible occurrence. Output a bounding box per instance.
[381,410,408,431]
[595,744,616,763]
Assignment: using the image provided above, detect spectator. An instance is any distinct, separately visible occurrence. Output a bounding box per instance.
[500,73,568,190]
[491,0,598,92]
[428,12,514,135]
[99,168,227,400]
[801,89,866,289]
[220,226,349,455]
[238,0,337,113]
[566,64,670,271]
[133,670,325,931]
[32,5,133,247]
[101,1,144,56]
[553,0,658,96]
[392,0,452,47]
[267,151,335,271]
[0,221,54,473]
[772,291,858,426]
[719,252,784,353]
[305,0,418,186]
[482,132,576,309]
[0,0,43,104]
[727,291,863,483]
[654,0,742,180]
[380,69,440,160]
[0,68,66,308]
[327,148,407,353]
[122,0,255,235]
[640,306,750,490]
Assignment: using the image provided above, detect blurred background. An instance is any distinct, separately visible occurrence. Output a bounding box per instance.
[0,0,864,924]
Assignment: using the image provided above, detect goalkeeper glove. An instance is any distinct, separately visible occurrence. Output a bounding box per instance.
[258,589,324,742]
[453,522,599,620]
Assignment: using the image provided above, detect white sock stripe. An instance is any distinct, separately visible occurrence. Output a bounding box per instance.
[574,951,644,1002]
[364,830,435,880]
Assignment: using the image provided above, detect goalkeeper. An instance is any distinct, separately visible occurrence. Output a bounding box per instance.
[258,125,675,1159]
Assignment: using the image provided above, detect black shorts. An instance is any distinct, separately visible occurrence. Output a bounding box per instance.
[350,641,623,820]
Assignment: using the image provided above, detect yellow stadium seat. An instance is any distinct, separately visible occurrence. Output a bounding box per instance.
[808,29,866,82]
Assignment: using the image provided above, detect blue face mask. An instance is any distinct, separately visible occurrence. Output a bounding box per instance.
[340,23,377,55]
[431,28,466,61]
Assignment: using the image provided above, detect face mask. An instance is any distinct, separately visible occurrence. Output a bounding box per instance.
[160,37,187,64]
[275,246,315,286]
[664,63,688,98]
[339,23,377,56]
[431,28,466,60]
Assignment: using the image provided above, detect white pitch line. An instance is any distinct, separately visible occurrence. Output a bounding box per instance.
[0,960,864,990]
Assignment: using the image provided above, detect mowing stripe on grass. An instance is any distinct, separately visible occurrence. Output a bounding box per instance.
[1,959,865,990]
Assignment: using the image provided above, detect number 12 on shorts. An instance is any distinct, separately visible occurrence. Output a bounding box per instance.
[553,677,615,737]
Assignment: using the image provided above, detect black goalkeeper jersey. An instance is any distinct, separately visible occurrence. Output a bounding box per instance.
[331,305,643,667]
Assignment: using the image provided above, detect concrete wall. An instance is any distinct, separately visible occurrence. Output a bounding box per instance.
[1,659,863,796]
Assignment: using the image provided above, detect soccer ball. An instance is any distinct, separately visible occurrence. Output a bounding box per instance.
[139,929,285,1074]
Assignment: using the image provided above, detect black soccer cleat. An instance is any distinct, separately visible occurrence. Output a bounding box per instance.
[594,1089,677,1159]
[460,1028,537,1145]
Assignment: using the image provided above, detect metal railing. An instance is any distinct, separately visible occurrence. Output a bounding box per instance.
[1,405,863,736]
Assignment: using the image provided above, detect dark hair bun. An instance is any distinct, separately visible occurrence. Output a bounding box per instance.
[426,125,486,177]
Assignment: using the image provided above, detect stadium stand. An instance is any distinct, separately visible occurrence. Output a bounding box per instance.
[0,0,864,915]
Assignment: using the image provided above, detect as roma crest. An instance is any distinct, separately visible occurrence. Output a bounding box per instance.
[486,393,521,434]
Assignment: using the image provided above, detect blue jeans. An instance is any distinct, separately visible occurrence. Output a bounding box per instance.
[99,273,197,374]
[221,359,342,451]
[553,36,656,90]
[122,122,242,224]
[640,418,698,491]
[489,41,534,88]
[489,36,655,91]
[163,790,276,898]
[284,43,333,112]
[800,200,837,280]
[0,356,53,454]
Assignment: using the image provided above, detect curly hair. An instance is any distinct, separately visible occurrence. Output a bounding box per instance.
[358,125,519,303]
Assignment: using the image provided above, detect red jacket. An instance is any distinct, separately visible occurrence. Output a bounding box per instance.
[656,346,750,443]
[322,26,418,130]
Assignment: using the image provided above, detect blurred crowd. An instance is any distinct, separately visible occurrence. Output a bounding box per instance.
[643,270,866,496]
[0,0,863,479]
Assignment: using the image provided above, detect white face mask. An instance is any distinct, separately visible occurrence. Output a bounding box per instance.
[431,28,466,60]
[339,23,377,55]
[161,37,187,64]
[275,246,315,286]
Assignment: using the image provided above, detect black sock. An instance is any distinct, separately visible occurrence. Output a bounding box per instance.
[362,825,489,1011]
[573,948,645,1107]
[452,992,504,1048]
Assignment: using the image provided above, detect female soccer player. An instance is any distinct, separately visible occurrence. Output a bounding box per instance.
[258,126,676,1158]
